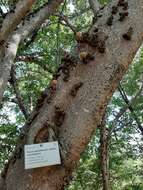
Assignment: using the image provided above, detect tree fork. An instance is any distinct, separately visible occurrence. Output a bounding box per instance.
[1,0,143,189]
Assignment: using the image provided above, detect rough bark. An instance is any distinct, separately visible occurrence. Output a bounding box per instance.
[0,33,21,104]
[1,0,143,189]
[100,117,110,190]
[0,0,36,43]
[0,0,64,104]
[88,0,100,16]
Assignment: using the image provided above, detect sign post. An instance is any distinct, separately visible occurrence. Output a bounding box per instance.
[24,141,61,169]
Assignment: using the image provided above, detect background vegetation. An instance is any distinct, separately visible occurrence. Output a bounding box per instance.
[0,0,143,189]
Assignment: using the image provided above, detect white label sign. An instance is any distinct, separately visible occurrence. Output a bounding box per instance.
[24,141,61,169]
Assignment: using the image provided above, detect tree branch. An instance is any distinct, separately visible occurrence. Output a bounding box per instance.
[55,14,77,33]
[1,0,143,189]
[0,0,64,104]
[118,84,143,135]
[15,54,53,73]
[68,7,91,19]
[19,0,64,41]
[9,65,29,119]
[0,0,36,44]
[88,0,101,16]
[108,83,143,139]
[99,114,110,190]
[0,33,21,104]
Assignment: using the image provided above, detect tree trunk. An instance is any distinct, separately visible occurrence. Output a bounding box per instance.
[100,116,110,190]
[1,0,143,189]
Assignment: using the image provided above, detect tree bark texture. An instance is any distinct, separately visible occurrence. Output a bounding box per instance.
[100,118,110,190]
[0,0,64,104]
[1,0,143,189]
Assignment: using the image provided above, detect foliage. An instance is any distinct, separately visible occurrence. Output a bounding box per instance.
[0,0,143,189]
